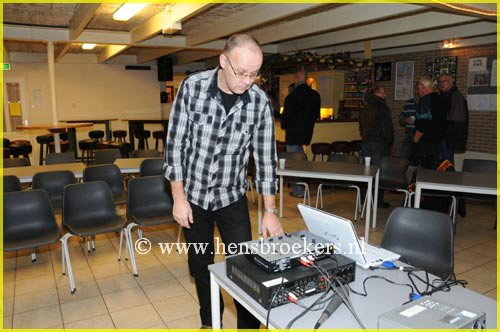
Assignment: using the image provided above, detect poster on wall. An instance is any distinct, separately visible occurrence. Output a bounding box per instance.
[466,56,496,111]
[395,61,414,100]
[468,71,490,87]
[490,60,496,86]
[425,56,457,84]
[374,62,391,81]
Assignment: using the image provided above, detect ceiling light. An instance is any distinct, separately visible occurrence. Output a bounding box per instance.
[113,3,147,21]
[82,43,97,50]
[442,39,454,49]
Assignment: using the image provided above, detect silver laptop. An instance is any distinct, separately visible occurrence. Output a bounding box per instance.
[297,204,400,269]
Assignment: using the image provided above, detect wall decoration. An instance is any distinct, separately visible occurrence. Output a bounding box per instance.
[466,56,496,111]
[469,57,487,72]
[374,62,391,81]
[395,61,414,101]
[425,56,457,84]
[491,60,496,86]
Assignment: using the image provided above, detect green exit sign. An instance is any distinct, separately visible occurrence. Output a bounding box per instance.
[3,63,11,70]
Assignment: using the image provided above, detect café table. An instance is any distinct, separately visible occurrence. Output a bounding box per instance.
[121,118,169,150]
[16,123,93,159]
[61,118,117,141]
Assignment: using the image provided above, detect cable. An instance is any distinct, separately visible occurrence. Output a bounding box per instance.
[344,275,415,297]
[265,274,285,329]
[285,289,331,329]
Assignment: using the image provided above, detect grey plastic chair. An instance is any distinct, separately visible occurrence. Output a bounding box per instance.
[32,170,76,214]
[3,175,21,193]
[131,149,161,158]
[139,158,164,177]
[45,152,76,165]
[381,207,454,279]
[278,152,311,205]
[3,158,30,168]
[316,154,363,221]
[94,149,121,165]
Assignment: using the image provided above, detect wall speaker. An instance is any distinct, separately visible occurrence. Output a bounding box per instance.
[157,57,173,81]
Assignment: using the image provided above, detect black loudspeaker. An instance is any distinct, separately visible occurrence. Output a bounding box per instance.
[157,57,173,81]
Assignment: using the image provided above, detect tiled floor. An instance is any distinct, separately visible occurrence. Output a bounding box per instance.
[3,186,496,329]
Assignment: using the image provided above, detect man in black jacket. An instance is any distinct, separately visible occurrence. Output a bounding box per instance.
[281,69,321,196]
[438,74,468,164]
[359,85,393,207]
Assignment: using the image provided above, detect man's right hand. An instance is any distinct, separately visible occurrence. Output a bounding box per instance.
[173,198,193,229]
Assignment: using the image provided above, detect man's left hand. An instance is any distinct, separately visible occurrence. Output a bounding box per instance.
[261,212,283,238]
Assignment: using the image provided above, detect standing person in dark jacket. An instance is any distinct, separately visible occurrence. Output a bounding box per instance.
[359,85,393,208]
[281,69,321,197]
[399,82,419,160]
[438,73,468,164]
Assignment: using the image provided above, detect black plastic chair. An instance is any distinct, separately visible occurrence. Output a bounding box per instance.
[62,181,132,292]
[83,164,127,206]
[278,152,310,205]
[311,143,333,162]
[94,148,121,165]
[126,176,177,276]
[32,170,76,214]
[45,152,76,165]
[3,175,21,193]
[3,190,62,265]
[381,207,454,279]
[139,158,164,177]
[316,154,362,220]
[131,149,161,158]
[3,157,30,168]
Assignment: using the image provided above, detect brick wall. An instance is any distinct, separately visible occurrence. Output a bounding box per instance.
[372,44,497,155]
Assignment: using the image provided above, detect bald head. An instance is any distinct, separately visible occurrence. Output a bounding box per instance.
[223,34,262,55]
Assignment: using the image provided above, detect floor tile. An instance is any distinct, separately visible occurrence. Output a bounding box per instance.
[16,251,52,267]
[142,279,188,302]
[14,288,59,314]
[3,282,14,298]
[90,261,130,280]
[134,266,174,286]
[165,261,190,278]
[3,315,12,329]
[12,305,62,328]
[64,314,115,329]
[102,287,150,313]
[3,269,15,283]
[60,295,108,324]
[57,280,100,304]
[110,303,163,329]
[483,288,496,300]
[153,294,199,322]
[15,263,53,281]
[165,313,201,329]
[96,273,139,295]
[4,296,13,317]
[15,274,55,296]
[177,276,197,294]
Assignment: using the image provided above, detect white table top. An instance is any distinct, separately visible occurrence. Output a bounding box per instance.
[417,169,497,194]
[277,160,378,180]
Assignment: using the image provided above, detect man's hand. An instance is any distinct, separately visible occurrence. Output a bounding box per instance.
[261,212,283,238]
[172,198,193,229]
[414,130,423,143]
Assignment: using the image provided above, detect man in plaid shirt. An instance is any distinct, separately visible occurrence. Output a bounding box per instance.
[164,34,282,328]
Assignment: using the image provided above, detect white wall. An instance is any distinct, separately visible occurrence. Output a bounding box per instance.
[3,60,172,163]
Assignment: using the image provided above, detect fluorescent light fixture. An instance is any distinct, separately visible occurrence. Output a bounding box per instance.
[113,3,147,21]
[82,43,97,50]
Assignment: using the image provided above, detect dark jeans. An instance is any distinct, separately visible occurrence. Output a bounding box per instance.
[286,144,305,195]
[184,196,260,329]
[400,132,414,160]
[361,142,389,203]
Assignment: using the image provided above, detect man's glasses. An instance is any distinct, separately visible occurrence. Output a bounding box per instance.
[224,54,260,80]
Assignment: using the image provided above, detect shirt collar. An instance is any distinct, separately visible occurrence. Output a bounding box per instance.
[208,67,251,104]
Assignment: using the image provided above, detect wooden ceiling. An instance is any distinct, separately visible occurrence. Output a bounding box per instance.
[3,3,497,66]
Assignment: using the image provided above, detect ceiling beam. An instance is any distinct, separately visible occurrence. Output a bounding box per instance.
[251,3,426,45]
[185,4,326,46]
[175,50,221,65]
[423,3,497,22]
[131,3,213,44]
[277,12,479,53]
[136,47,183,64]
[98,45,129,63]
[69,4,101,40]
[55,43,71,62]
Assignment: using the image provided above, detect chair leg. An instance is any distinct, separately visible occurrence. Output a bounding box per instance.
[350,185,361,221]
[296,182,310,206]
[31,249,37,262]
[137,228,143,238]
[125,224,139,277]
[118,230,124,261]
[87,238,91,253]
[60,233,76,294]
[91,236,95,251]
[315,184,323,208]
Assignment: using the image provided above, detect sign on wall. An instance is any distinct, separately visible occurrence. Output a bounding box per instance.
[467,56,496,111]
[425,56,457,85]
[395,61,414,101]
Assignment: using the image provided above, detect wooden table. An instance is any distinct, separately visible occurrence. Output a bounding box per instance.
[61,118,117,141]
[121,118,169,150]
[16,123,93,158]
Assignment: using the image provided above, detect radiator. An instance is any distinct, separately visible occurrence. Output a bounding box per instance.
[454,151,496,171]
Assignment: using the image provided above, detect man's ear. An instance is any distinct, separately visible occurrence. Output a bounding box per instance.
[219,53,226,69]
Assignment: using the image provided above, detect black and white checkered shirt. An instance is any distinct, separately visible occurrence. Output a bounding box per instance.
[164,68,278,211]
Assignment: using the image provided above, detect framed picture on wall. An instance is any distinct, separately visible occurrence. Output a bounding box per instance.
[425,56,457,84]
[395,61,414,100]
[166,86,174,103]
[374,62,392,81]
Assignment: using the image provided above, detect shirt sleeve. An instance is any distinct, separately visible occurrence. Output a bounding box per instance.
[164,80,188,181]
[252,100,278,195]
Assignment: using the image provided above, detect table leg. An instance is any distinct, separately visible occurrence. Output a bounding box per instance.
[53,133,62,153]
[210,272,221,329]
[128,121,136,151]
[258,194,262,236]
[414,183,422,208]
[372,169,379,229]
[279,175,283,218]
[67,128,78,159]
[104,121,112,141]
[364,179,372,243]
